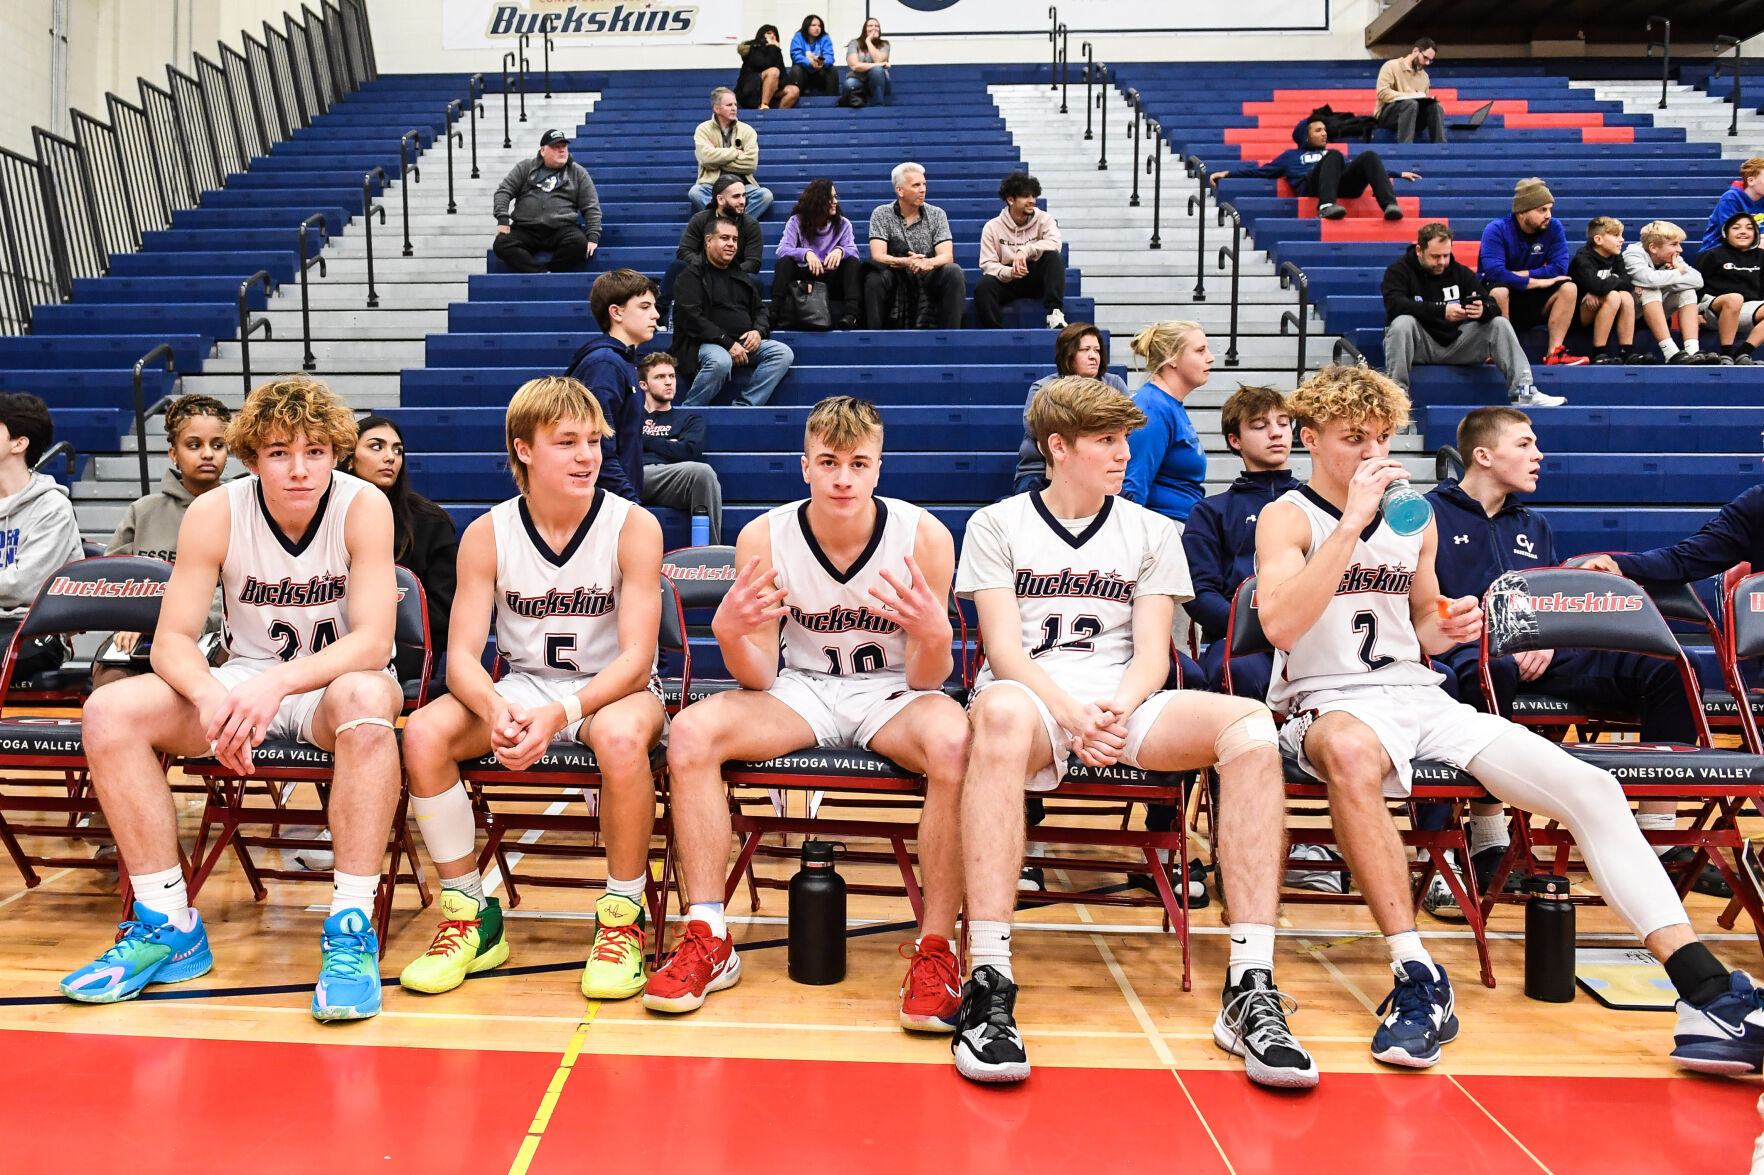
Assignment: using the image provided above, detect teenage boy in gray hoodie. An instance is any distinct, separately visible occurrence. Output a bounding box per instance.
[0,393,83,676]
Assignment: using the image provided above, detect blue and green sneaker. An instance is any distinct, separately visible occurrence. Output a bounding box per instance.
[60,903,213,1003]
[312,908,383,1022]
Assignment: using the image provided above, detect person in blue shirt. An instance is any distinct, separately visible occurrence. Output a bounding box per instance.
[1479,178,1587,367]
[1585,485,1764,587]
[1209,118,1418,221]
[1123,320,1211,530]
[787,15,838,97]
[1701,158,1764,251]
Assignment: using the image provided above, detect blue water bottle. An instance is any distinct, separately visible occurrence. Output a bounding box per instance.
[1381,478,1433,536]
[690,507,711,547]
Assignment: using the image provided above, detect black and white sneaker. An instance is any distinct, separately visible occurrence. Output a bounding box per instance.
[1017,865,1045,892]
[1214,969,1319,1089]
[952,965,1030,1083]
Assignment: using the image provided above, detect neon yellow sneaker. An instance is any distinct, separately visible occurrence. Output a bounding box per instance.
[398,889,510,994]
[582,893,647,999]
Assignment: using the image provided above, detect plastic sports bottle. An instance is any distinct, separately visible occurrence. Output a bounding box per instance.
[1381,478,1433,536]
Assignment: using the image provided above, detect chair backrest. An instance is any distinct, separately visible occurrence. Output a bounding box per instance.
[659,575,686,655]
[1482,566,1683,661]
[1564,553,1719,633]
[81,540,105,559]
[393,565,433,708]
[1729,570,1764,664]
[6,556,173,701]
[661,544,738,610]
[1222,577,1273,696]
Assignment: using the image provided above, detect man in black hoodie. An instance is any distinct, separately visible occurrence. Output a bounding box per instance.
[492,129,604,274]
[1382,222,1562,407]
[1696,211,1764,363]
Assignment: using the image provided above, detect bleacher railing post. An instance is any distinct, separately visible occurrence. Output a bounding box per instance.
[1126,89,1141,206]
[469,74,484,178]
[1279,261,1310,384]
[297,213,328,371]
[131,344,176,496]
[32,441,76,480]
[1145,120,1163,250]
[1185,154,1208,298]
[517,34,530,122]
[543,18,555,97]
[501,53,515,148]
[1646,16,1672,110]
[1716,35,1743,137]
[399,131,421,256]
[1058,25,1069,114]
[1216,203,1242,366]
[1082,43,1094,139]
[445,100,462,214]
[361,167,386,307]
[1096,65,1108,169]
[1047,7,1058,89]
[237,270,273,394]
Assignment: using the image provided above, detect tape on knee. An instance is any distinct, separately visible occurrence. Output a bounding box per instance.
[1214,708,1279,766]
[335,716,396,738]
[410,780,477,863]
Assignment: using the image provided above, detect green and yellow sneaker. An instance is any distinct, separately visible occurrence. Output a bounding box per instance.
[398,889,509,995]
[582,893,647,999]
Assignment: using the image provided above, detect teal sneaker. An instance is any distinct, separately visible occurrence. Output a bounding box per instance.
[60,903,213,1003]
[312,909,383,1022]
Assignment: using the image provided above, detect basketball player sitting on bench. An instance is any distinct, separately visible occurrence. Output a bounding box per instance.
[1254,364,1763,1075]
[62,376,403,1022]
[644,396,971,1036]
[397,377,666,1001]
[955,376,1308,1089]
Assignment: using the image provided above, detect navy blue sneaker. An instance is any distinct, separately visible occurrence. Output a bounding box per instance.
[1672,970,1764,1075]
[1372,960,1458,1068]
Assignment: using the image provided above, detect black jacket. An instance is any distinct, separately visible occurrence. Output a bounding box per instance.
[1568,244,1633,298]
[1381,247,1496,345]
[398,498,458,678]
[642,408,708,465]
[669,256,771,387]
[735,41,787,108]
[675,209,763,274]
[1696,242,1764,301]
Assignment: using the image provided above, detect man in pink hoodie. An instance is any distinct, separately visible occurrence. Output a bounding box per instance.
[976,172,1066,329]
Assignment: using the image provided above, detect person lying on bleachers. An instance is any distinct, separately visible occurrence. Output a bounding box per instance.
[637,353,723,543]
[1011,323,1128,493]
[566,269,662,503]
[840,17,892,108]
[774,178,860,330]
[976,171,1067,329]
[1208,118,1418,221]
[1696,212,1764,364]
[1624,220,1713,365]
[1381,223,1561,407]
[1480,179,1587,367]
[692,88,775,221]
[1700,157,1764,252]
[672,216,794,407]
[492,128,602,275]
[1568,217,1644,365]
[659,176,761,325]
[1374,38,1446,144]
[734,24,799,110]
[863,162,966,330]
[0,392,82,680]
[787,14,839,97]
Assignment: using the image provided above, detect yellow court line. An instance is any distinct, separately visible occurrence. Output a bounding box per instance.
[508,1000,600,1175]
[1447,1074,1555,1174]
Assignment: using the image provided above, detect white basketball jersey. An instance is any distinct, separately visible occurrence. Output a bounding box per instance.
[492,490,634,679]
[1266,486,1444,711]
[220,471,370,663]
[769,495,923,678]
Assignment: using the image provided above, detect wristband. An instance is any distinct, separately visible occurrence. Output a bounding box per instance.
[561,694,584,726]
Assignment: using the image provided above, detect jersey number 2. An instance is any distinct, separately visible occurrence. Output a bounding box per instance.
[267,619,338,662]
[1352,611,1393,670]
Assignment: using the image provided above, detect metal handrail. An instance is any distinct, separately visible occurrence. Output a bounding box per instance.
[32,441,76,479]
[501,52,516,148]
[1215,202,1242,366]
[361,167,387,307]
[1143,118,1163,250]
[399,130,422,256]
[1715,34,1744,138]
[297,212,328,371]
[131,345,177,496]
[1047,7,1058,90]
[1057,24,1069,114]
[1184,153,1208,297]
[237,270,274,393]
[1278,261,1310,384]
[445,100,463,214]
[1082,42,1095,139]
[469,73,484,178]
[517,34,530,123]
[1333,337,1367,367]
[542,16,555,97]
[1435,444,1465,482]
[1095,64,1109,170]
[1126,89,1142,206]
[1646,16,1672,110]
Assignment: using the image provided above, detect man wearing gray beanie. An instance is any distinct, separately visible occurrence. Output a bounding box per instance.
[1478,177,1586,366]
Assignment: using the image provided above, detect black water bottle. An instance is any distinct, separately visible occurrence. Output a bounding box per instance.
[788,839,846,985]
[1524,873,1576,1003]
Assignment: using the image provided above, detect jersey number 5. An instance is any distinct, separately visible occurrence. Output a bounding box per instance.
[1352,610,1393,671]
[268,619,339,662]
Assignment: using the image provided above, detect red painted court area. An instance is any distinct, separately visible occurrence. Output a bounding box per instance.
[6,1029,1758,1174]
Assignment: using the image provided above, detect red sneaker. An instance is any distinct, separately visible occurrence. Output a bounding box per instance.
[898,934,962,1032]
[1543,345,1589,366]
[641,920,740,1013]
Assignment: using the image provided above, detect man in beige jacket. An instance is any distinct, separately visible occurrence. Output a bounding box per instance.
[690,87,774,220]
[1375,38,1447,144]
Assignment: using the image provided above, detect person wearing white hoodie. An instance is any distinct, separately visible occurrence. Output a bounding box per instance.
[0,393,83,676]
[1622,220,1713,364]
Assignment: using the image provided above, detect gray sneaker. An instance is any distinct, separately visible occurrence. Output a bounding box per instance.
[1422,872,1466,921]
[1510,384,1566,407]
[1284,842,1346,894]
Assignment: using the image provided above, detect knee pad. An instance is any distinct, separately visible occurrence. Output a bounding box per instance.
[410,780,477,864]
[1214,708,1279,766]
[335,715,396,738]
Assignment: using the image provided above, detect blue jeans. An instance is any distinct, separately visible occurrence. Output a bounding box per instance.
[841,67,891,105]
[684,338,794,406]
[688,183,774,220]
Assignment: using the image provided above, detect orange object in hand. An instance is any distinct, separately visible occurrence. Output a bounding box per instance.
[1436,597,1452,621]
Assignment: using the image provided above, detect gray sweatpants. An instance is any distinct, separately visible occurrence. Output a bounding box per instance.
[642,461,723,543]
[1382,315,1532,397]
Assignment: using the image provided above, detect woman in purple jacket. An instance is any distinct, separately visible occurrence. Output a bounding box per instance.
[773,178,861,329]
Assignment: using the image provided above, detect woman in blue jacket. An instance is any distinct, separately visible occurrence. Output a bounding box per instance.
[788,15,838,97]
[1123,319,1213,532]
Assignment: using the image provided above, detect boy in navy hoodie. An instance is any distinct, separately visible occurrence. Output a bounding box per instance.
[1209,118,1417,221]
[565,269,660,504]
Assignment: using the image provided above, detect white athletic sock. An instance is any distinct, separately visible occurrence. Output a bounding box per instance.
[1659,337,1682,360]
[329,870,379,918]
[689,901,727,938]
[1227,923,1277,987]
[1636,811,1675,856]
[1386,929,1435,972]
[441,868,485,905]
[1684,339,1701,356]
[132,864,195,930]
[605,872,647,902]
[968,919,1014,981]
[1468,812,1510,856]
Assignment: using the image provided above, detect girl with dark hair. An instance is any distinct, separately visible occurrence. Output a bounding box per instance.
[735,24,798,109]
[774,178,860,329]
[344,415,459,667]
[1011,324,1128,492]
[788,15,838,96]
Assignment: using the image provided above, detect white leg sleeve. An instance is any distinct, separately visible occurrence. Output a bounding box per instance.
[409,780,478,865]
[1467,727,1691,941]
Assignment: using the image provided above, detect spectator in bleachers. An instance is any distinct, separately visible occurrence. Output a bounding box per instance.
[1123,321,1210,531]
[692,88,775,221]
[735,25,799,110]
[1624,220,1712,365]
[1382,223,1561,407]
[1374,38,1447,144]
[343,416,458,675]
[1012,323,1128,493]
[1697,212,1764,365]
[788,15,839,97]
[492,128,602,274]
[566,268,661,503]
[864,162,966,330]
[0,393,81,679]
[976,172,1066,329]
[1700,157,1764,251]
[637,353,723,543]
[841,17,892,108]
[658,176,761,326]
[1208,118,1419,221]
[774,178,861,330]
[1480,179,1587,367]
[672,215,794,407]
[1585,485,1764,585]
[1568,217,1644,365]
